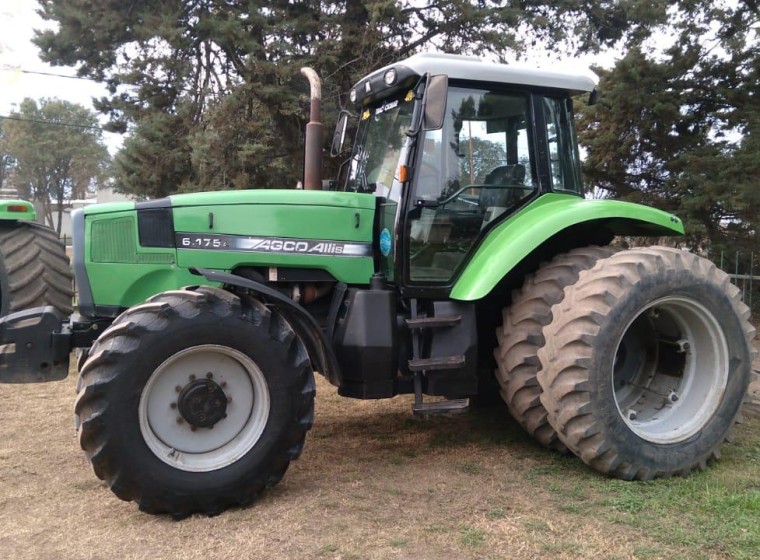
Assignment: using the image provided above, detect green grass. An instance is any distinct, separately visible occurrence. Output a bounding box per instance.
[318,543,338,555]
[459,526,486,548]
[457,462,483,475]
[522,518,549,532]
[521,420,760,560]
[486,507,507,519]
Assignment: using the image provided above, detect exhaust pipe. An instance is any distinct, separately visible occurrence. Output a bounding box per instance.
[300,67,323,191]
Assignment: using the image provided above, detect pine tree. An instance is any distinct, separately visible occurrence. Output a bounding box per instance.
[34,0,645,197]
[578,1,760,254]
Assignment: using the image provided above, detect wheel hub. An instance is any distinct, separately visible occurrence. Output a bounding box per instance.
[177,379,228,428]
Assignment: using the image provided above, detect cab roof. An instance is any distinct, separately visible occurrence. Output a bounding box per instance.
[394,53,596,93]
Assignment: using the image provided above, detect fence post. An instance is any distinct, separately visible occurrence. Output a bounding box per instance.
[750,252,754,312]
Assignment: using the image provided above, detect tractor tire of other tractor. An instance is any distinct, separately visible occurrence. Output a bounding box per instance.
[537,247,755,480]
[495,245,616,452]
[75,286,315,517]
[0,221,73,317]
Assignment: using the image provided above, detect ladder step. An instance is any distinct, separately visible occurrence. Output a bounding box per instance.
[405,315,461,329]
[412,398,470,417]
[408,355,465,372]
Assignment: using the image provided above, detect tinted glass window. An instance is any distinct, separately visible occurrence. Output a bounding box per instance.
[543,97,583,194]
[407,87,536,283]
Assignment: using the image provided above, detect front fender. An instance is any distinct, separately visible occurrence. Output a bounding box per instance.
[450,194,684,301]
[190,268,342,388]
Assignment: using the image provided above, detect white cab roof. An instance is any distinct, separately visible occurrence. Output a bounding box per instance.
[392,52,597,94]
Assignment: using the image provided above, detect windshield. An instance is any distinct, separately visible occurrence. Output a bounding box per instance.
[344,94,415,201]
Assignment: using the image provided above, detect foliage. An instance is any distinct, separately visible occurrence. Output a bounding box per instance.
[32,1,759,255]
[0,121,11,191]
[578,1,760,254]
[1,99,110,232]
[34,0,644,198]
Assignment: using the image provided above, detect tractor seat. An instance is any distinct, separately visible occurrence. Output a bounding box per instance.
[479,164,527,226]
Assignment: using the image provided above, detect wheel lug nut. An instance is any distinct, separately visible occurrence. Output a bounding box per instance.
[221,381,227,389]
[206,372,213,379]
[175,385,182,393]
[170,402,177,409]
[191,426,197,432]
[227,396,232,403]
[176,417,184,424]
[189,374,196,381]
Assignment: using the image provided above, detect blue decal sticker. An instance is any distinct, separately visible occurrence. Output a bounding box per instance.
[379,228,392,256]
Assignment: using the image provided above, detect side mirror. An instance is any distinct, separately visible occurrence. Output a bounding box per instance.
[422,74,448,131]
[331,110,351,156]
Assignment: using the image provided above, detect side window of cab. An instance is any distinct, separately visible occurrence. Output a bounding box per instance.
[543,97,584,195]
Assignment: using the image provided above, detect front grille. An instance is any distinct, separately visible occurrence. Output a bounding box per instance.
[91,216,174,264]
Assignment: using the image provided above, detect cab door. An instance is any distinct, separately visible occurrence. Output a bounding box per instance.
[403,85,540,287]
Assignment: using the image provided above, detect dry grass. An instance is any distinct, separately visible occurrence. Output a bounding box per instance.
[1,365,759,560]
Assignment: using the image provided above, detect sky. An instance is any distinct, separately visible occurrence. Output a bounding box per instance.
[0,0,123,153]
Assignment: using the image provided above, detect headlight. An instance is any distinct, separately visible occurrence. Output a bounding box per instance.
[349,89,357,103]
[384,68,397,86]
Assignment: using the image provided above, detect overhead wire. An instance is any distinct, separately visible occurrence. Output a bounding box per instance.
[0,114,107,131]
[18,69,103,82]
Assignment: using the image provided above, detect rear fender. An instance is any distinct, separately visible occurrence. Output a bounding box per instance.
[450,194,684,301]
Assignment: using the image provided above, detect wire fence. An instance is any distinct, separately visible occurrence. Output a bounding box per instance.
[715,251,758,319]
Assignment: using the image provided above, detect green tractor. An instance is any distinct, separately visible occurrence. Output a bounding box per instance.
[0,53,754,517]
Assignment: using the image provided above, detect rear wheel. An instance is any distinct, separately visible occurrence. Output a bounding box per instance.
[0,221,73,317]
[537,247,755,479]
[75,286,315,517]
[495,246,614,451]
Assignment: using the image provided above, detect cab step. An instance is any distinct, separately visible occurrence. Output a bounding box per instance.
[412,398,470,417]
[405,315,461,329]
[408,355,465,372]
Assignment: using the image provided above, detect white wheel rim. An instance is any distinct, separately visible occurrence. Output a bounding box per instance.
[138,345,270,472]
[612,296,729,444]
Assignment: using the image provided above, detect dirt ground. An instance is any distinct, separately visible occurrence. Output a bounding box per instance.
[1,357,759,560]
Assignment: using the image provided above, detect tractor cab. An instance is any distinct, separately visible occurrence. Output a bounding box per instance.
[336,53,594,290]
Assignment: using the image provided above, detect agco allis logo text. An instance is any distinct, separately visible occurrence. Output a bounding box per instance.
[246,239,346,254]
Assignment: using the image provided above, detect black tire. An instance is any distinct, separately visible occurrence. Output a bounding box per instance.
[495,246,615,451]
[0,221,73,317]
[537,247,755,480]
[75,286,315,517]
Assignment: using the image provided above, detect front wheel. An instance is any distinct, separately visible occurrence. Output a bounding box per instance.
[538,247,755,480]
[75,286,315,517]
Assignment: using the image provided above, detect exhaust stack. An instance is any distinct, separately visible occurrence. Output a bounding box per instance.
[301,67,323,191]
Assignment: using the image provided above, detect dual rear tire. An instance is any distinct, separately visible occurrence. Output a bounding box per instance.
[497,246,755,479]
